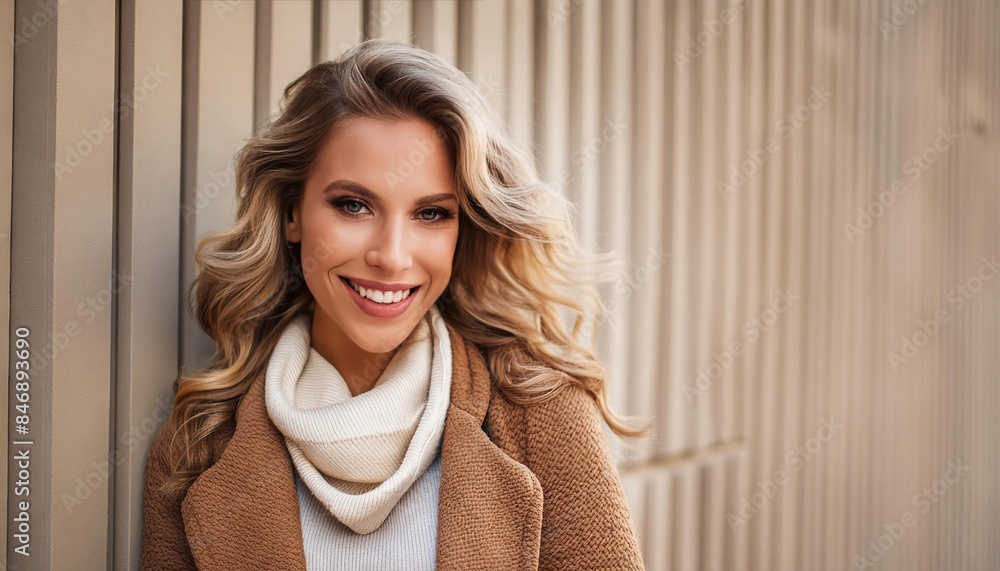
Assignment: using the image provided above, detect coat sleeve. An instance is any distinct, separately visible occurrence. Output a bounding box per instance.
[525,384,646,571]
[140,422,198,570]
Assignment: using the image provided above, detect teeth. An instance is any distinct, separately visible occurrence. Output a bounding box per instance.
[348,279,412,304]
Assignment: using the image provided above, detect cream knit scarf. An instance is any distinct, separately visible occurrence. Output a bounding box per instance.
[264,304,452,535]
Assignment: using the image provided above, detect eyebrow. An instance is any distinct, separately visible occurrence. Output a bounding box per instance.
[321,179,457,207]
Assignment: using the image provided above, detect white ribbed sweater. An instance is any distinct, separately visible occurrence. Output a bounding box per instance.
[293,450,442,569]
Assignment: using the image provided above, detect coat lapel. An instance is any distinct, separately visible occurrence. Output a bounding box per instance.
[180,323,543,570]
[435,324,543,570]
[180,370,308,570]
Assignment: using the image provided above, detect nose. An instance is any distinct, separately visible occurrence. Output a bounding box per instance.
[364,215,412,273]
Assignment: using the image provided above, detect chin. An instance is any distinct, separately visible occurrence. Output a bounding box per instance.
[348,318,419,354]
[354,337,403,355]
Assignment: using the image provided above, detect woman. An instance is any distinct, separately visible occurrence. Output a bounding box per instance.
[141,39,652,570]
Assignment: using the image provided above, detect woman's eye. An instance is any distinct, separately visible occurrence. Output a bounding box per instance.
[417,208,454,223]
[333,198,370,217]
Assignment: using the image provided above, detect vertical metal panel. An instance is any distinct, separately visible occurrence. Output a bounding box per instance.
[701,463,725,571]
[734,2,767,565]
[628,0,666,469]
[366,0,412,42]
[740,0,766,477]
[719,0,746,447]
[693,0,725,561]
[254,0,313,129]
[692,0,718,452]
[620,473,646,566]
[566,0,600,243]
[775,1,807,568]
[115,1,184,568]
[412,1,458,64]
[717,0,747,565]
[802,1,829,569]
[8,0,116,567]
[826,1,854,568]
[533,0,570,190]
[0,0,13,560]
[665,0,695,458]
[180,0,256,369]
[677,466,701,571]
[458,0,507,117]
[504,0,534,147]
[853,2,876,568]
[316,0,364,61]
[752,2,786,568]
[685,0,708,457]
[654,0,678,498]
[596,0,633,462]
[8,1,58,566]
[646,473,673,570]
[49,1,117,568]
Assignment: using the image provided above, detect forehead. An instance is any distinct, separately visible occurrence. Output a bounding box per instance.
[309,116,456,197]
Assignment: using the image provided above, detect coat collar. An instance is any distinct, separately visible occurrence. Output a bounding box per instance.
[179,323,543,570]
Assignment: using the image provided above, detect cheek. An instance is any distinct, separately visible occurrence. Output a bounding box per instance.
[422,230,459,283]
[299,223,355,271]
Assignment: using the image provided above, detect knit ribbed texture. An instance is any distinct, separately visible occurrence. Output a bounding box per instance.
[295,450,442,570]
[265,304,452,535]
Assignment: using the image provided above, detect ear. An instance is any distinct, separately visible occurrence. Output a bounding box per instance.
[286,205,302,243]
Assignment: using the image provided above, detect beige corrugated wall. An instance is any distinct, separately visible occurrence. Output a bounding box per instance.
[3,0,998,569]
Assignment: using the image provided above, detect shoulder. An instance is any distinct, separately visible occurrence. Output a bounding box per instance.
[487,380,604,429]
[520,384,616,475]
[486,383,645,568]
[485,382,616,474]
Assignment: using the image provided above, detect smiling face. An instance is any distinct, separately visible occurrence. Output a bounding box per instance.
[286,116,459,359]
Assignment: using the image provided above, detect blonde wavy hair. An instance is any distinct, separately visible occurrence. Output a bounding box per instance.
[162,39,653,496]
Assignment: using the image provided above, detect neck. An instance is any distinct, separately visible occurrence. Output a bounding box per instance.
[309,311,397,397]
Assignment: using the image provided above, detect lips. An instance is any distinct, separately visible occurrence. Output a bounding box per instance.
[342,276,420,291]
[340,276,418,295]
[339,276,419,318]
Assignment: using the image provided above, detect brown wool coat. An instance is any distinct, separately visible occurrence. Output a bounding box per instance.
[140,324,645,570]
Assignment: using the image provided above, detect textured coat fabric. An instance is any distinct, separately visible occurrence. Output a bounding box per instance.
[140,322,646,570]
